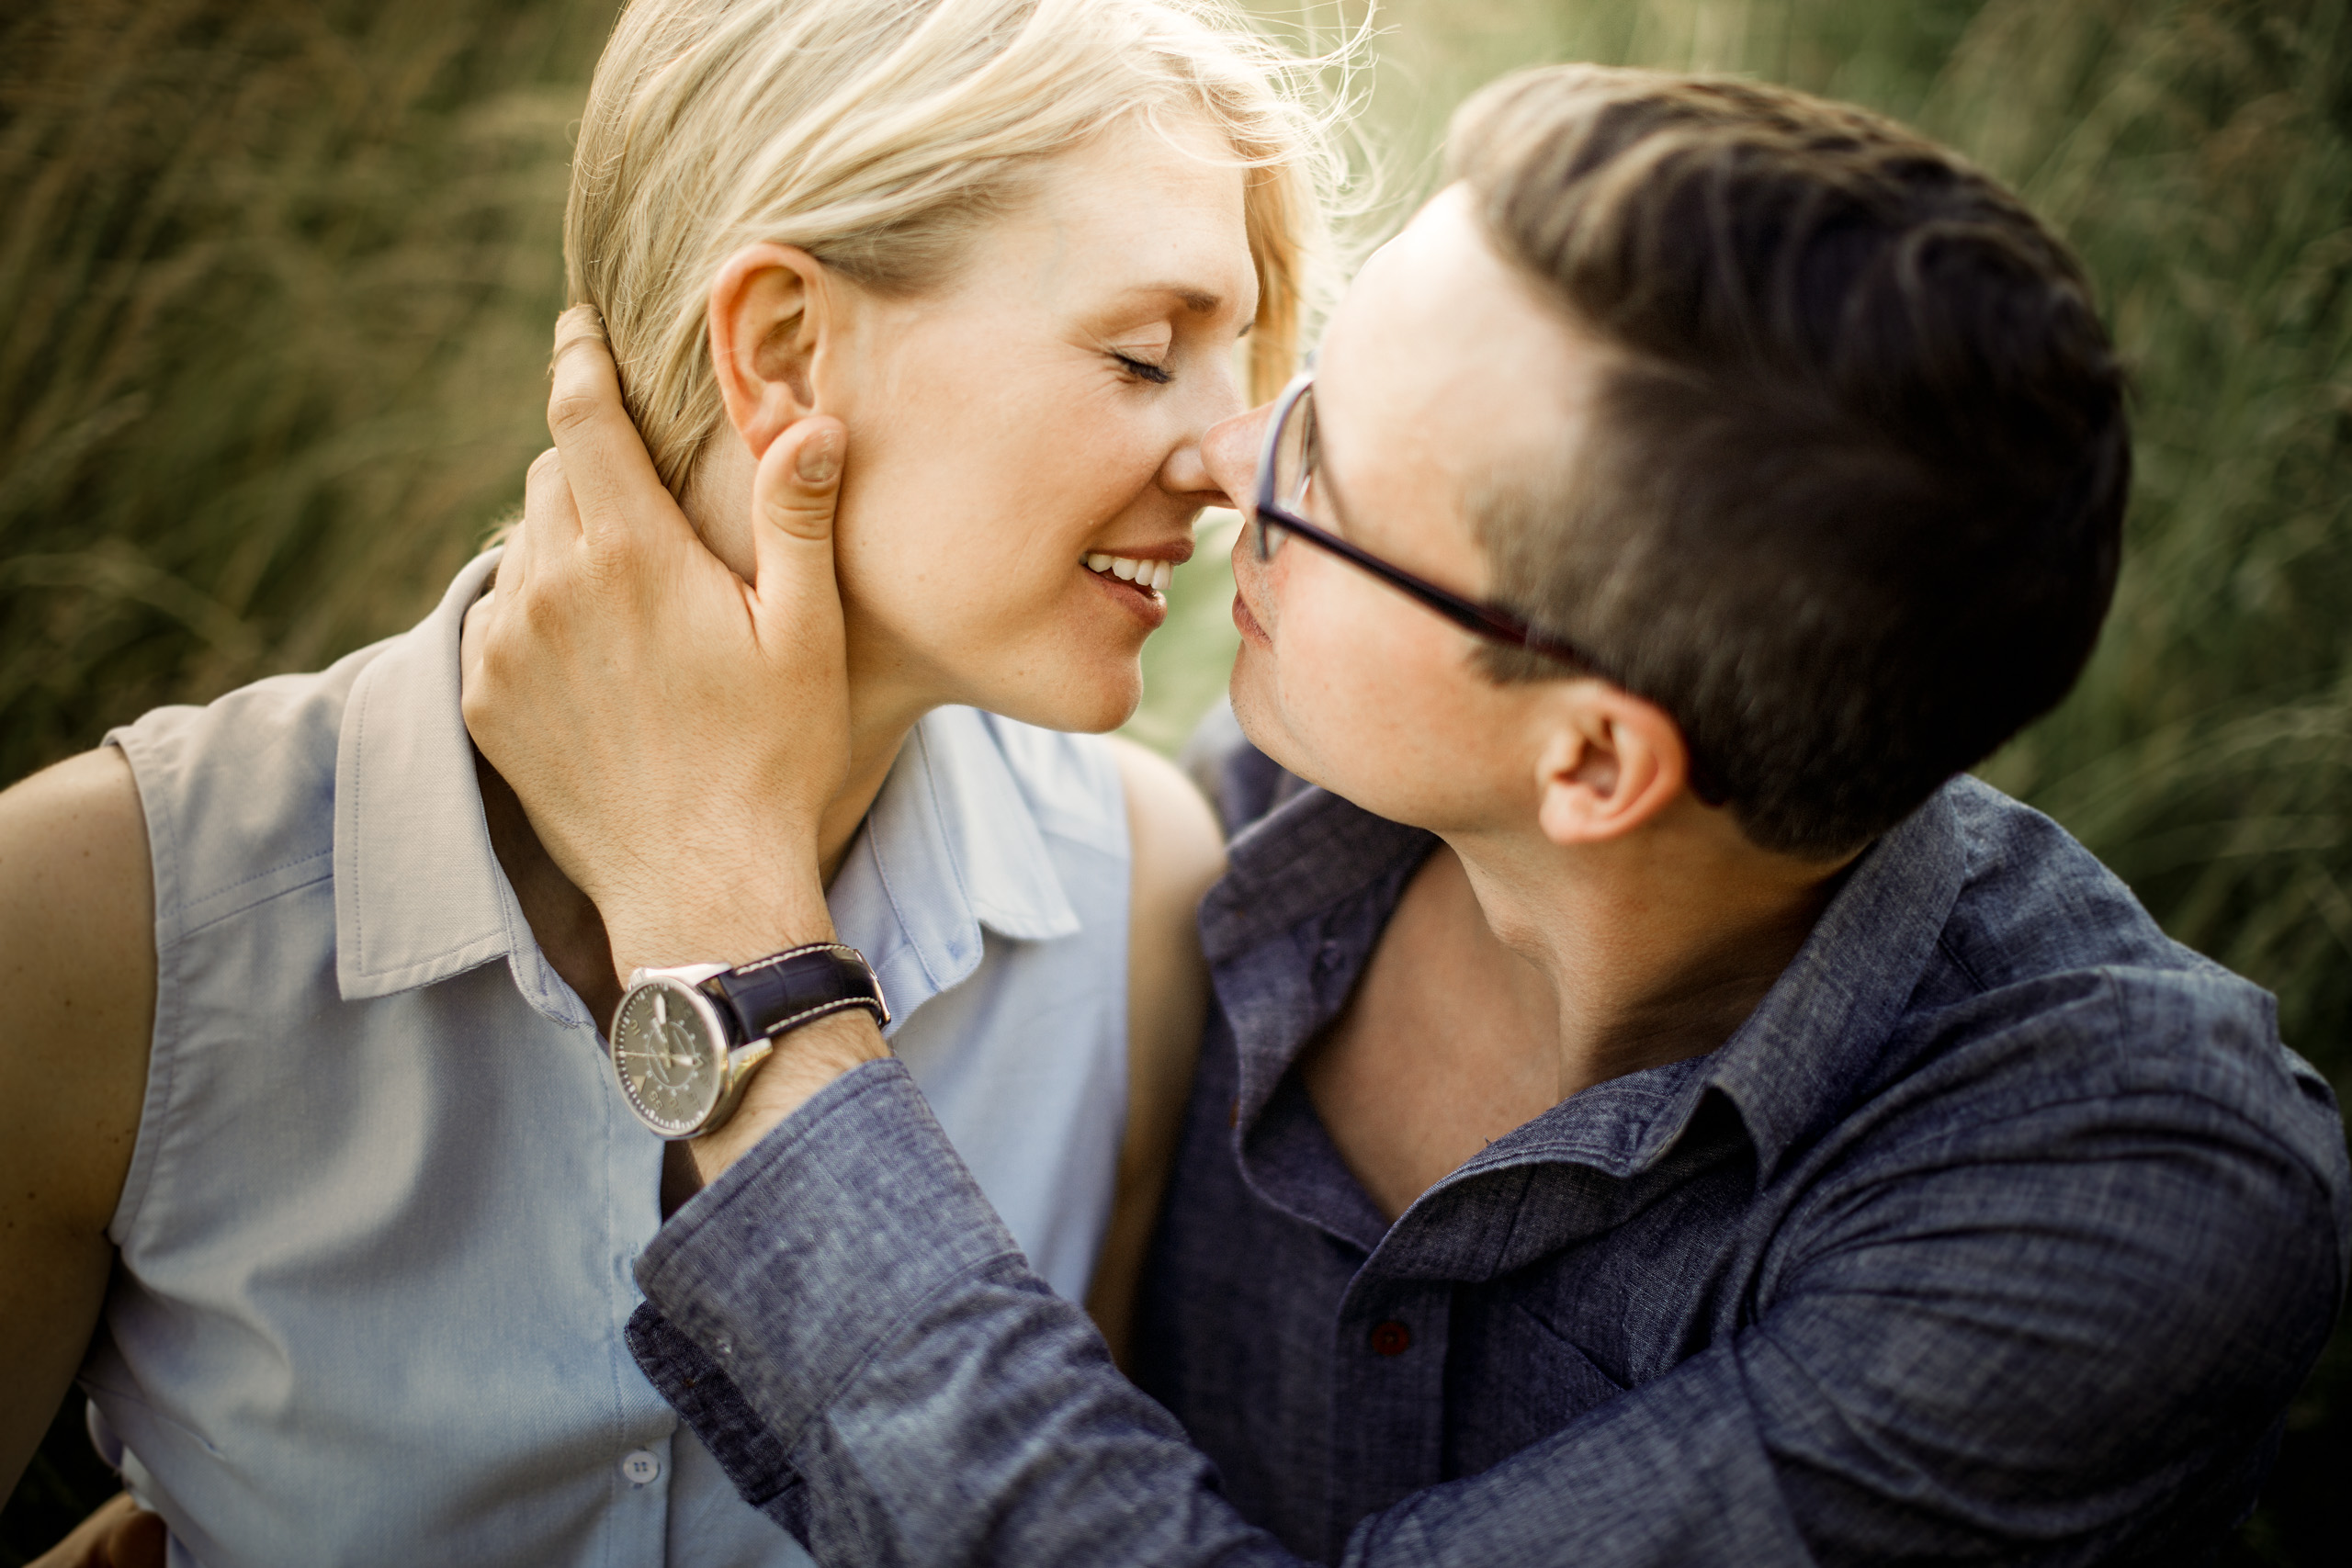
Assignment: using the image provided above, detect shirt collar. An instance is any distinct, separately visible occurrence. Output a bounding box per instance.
[334,555,1080,1032]
[334,550,545,1012]
[1204,773,1974,1213]
[1442,783,1972,1198]
[1696,783,1969,1176]
[1202,786,1437,1143]
[827,706,1082,1035]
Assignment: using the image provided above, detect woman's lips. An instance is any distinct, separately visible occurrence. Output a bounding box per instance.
[1083,551,1177,592]
[1085,561,1170,629]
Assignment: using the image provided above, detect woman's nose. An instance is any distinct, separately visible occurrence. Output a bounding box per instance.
[1159,437,1218,501]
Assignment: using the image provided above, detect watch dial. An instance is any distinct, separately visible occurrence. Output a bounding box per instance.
[612,981,723,1134]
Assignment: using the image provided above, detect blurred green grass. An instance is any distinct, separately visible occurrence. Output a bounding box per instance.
[5,1,2349,1562]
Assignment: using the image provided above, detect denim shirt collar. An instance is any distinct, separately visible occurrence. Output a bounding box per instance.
[333,549,1080,1033]
[1201,776,1973,1269]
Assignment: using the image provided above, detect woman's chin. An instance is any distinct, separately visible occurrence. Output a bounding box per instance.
[972,664,1142,736]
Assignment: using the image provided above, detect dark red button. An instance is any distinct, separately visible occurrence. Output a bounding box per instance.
[1368,1320,1411,1358]
[1227,1097,1240,1129]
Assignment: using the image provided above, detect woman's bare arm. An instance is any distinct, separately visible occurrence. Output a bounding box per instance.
[0,749,155,1497]
[1085,737,1225,1369]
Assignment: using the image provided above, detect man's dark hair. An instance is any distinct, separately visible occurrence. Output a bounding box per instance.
[1450,66,2129,859]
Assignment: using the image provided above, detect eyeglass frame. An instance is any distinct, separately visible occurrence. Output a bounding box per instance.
[1248,369,1731,807]
[1251,371,1605,671]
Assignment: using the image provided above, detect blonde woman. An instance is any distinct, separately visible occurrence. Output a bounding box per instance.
[0,0,1341,1561]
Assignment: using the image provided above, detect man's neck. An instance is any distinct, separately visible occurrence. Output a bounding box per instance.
[1301,810,1849,1224]
[1450,809,1848,1102]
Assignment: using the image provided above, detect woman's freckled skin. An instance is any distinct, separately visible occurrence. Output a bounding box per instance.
[684,110,1254,753]
[708,113,1261,744]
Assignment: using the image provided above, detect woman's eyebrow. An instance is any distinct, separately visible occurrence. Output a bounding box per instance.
[1121,283,1257,319]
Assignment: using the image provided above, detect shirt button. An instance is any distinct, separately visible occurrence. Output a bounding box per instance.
[620,1449,662,1486]
[1368,1320,1412,1358]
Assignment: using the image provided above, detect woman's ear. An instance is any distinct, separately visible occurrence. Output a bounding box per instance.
[707,243,831,459]
[1531,683,1691,847]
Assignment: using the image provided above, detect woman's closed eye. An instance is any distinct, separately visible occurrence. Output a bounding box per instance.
[1111,350,1173,385]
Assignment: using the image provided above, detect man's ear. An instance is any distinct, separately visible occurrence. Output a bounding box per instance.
[707,243,831,460]
[1531,682,1691,846]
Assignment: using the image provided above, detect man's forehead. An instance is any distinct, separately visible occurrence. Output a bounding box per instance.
[1317,187,1594,525]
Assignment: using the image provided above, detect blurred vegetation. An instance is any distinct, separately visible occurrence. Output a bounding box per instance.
[5,0,2348,1562]
[0,0,600,784]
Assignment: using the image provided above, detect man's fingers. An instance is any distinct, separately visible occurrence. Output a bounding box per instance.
[545,303,693,552]
[23,1493,161,1568]
[99,1504,166,1568]
[500,447,571,594]
[747,417,847,640]
[757,416,847,544]
[521,446,582,547]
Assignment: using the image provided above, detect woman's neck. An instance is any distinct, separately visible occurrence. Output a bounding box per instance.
[818,678,927,885]
[465,592,930,1026]
[678,443,934,886]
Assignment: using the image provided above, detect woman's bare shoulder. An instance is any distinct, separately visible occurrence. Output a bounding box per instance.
[1088,736,1224,1362]
[0,747,156,1224]
[0,747,154,942]
[0,748,154,1496]
[1107,735,1225,917]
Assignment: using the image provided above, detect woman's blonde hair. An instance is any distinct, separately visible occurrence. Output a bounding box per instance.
[567,0,1347,492]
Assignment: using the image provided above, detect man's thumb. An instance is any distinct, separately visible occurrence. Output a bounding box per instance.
[758,416,846,544]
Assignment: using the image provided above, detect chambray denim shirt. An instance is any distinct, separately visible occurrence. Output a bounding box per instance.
[628,766,2350,1567]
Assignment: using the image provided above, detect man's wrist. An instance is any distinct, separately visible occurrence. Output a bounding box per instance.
[685,1010,886,1186]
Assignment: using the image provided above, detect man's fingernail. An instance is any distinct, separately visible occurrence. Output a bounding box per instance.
[797,427,843,485]
[548,304,608,374]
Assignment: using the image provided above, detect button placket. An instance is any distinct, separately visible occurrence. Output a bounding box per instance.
[1326,1284,1451,1557]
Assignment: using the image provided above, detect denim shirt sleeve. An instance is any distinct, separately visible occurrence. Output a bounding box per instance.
[630,1060,1283,1566]
[631,1055,2344,1568]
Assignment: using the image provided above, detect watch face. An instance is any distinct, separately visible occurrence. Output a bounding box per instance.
[611,978,725,1136]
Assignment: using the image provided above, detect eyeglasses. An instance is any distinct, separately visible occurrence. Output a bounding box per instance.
[1252,371,1603,671]
[1250,370,1731,807]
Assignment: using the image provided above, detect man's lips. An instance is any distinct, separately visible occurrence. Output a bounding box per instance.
[1231,586,1271,646]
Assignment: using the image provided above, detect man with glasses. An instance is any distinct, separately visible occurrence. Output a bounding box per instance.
[458,65,2346,1567]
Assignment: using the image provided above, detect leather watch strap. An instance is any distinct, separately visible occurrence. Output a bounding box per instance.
[704,943,888,1043]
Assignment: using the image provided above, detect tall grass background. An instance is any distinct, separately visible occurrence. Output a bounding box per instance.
[3,0,2346,1561]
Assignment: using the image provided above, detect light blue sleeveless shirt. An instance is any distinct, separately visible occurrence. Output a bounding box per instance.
[88,550,1132,1566]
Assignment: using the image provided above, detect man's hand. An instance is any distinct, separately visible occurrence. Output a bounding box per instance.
[28,1494,165,1568]
[462,306,851,973]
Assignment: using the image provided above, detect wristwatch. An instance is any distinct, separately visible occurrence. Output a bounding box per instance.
[607,942,888,1139]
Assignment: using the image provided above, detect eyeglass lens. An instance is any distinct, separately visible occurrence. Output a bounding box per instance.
[1256,386,1317,562]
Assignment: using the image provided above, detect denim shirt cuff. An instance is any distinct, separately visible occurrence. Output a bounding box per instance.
[626,1304,804,1522]
[631,1057,1028,1462]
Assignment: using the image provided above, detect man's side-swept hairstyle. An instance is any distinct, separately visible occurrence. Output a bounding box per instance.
[569,0,1343,495]
[1453,67,2129,859]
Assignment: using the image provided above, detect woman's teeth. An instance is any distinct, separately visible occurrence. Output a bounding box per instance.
[1085,553,1173,593]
